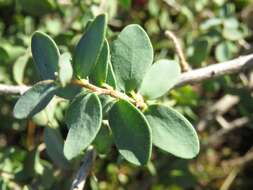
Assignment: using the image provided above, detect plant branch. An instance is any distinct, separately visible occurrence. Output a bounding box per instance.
[0,84,29,95]
[165,30,190,72]
[71,79,146,107]
[71,148,96,190]
[1,53,253,104]
[175,53,253,87]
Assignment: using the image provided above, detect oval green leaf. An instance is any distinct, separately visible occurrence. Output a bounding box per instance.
[144,104,199,159]
[111,24,153,92]
[215,41,237,62]
[44,127,70,169]
[90,40,109,86]
[98,94,114,117]
[188,38,210,66]
[13,53,30,84]
[31,31,60,80]
[13,81,57,119]
[18,0,56,16]
[58,52,73,87]
[108,99,152,165]
[64,93,102,160]
[56,84,84,100]
[93,125,113,155]
[73,14,107,78]
[223,27,243,41]
[139,60,181,99]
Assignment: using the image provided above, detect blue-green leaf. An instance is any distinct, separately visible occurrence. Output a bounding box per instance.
[18,0,56,16]
[139,60,181,99]
[90,40,110,86]
[93,125,113,155]
[56,84,84,100]
[44,127,70,169]
[111,24,153,92]
[13,53,30,84]
[13,81,57,119]
[215,41,237,62]
[108,99,152,165]
[188,38,210,66]
[64,93,102,160]
[31,31,60,80]
[145,104,199,159]
[223,27,243,41]
[73,14,107,78]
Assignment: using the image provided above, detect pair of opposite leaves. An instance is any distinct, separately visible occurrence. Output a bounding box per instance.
[13,14,199,166]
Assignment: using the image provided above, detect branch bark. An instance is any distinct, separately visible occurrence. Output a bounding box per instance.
[0,84,30,95]
[165,30,190,72]
[71,148,96,190]
[1,53,253,95]
[175,53,253,87]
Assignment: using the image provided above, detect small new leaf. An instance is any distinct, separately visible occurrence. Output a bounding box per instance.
[31,31,60,80]
[111,24,153,92]
[139,60,181,99]
[109,99,152,165]
[64,93,102,160]
[13,80,57,119]
[58,52,73,87]
[73,14,107,78]
[145,104,200,159]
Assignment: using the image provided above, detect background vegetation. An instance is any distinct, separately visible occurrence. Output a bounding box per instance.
[1,0,253,189]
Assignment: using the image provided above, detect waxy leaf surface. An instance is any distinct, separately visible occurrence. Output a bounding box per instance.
[64,93,102,160]
[109,99,152,165]
[13,81,57,119]
[139,60,180,99]
[31,31,60,80]
[111,24,153,92]
[90,40,109,86]
[73,14,107,78]
[145,104,199,159]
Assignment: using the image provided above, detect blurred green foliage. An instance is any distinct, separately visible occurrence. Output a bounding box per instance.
[1,0,253,189]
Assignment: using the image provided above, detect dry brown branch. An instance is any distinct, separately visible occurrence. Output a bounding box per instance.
[208,116,250,146]
[223,148,253,167]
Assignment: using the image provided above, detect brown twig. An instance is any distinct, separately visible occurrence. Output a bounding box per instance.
[220,147,253,190]
[223,147,253,168]
[220,167,240,190]
[71,79,147,108]
[208,116,250,146]
[165,30,190,72]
